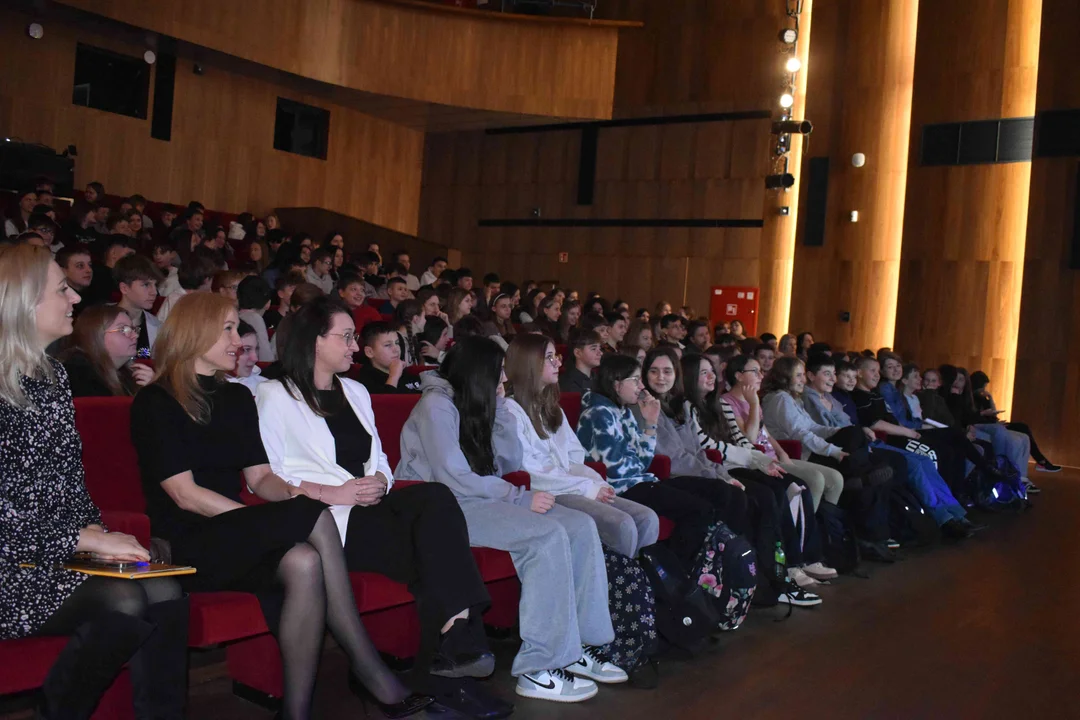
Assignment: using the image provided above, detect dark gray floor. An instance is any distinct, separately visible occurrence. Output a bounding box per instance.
[4,471,1076,719]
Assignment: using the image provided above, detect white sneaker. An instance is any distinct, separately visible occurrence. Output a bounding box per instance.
[566,647,628,684]
[777,585,823,607]
[802,562,838,581]
[788,566,819,588]
[516,668,598,703]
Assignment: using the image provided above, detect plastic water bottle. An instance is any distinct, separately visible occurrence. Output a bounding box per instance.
[773,541,786,582]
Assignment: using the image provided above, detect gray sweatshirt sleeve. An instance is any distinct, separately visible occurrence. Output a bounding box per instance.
[419,395,532,506]
[762,392,842,459]
[492,397,525,477]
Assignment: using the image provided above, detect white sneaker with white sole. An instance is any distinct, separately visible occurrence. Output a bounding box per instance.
[802,562,838,581]
[566,647,628,684]
[515,668,598,703]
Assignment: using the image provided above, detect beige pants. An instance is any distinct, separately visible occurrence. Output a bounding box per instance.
[780,458,844,511]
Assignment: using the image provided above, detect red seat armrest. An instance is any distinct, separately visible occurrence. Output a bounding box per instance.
[874,430,888,441]
[778,439,803,458]
[101,510,151,548]
[392,479,424,489]
[705,448,724,464]
[649,455,671,480]
[585,461,607,479]
[503,471,531,490]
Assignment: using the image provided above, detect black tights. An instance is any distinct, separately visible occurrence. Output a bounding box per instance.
[37,577,188,720]
[276,509,408,720]
[1006,422,1050,464]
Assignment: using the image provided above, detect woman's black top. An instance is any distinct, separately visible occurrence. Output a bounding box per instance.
[0,360,102,639]
[316,389,373,478]
[131,374,269,543]
[62,350,133,397]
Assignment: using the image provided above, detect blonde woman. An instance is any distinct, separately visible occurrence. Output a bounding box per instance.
[0,244,187,720]
[130,292,431,720]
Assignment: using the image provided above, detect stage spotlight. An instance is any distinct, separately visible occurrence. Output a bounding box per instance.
[779,28,798,44]
[779,93,795,109]
[785,57,802,73]
[765,173,796,190]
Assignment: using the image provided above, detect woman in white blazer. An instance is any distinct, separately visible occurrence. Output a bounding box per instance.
[503,334,659,558]
[255,296,494,682]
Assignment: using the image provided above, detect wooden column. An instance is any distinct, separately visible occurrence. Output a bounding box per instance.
[1012,0,1078,465]
[757,0,813,337]
[789,0,919,350]
[895,0,1042,417]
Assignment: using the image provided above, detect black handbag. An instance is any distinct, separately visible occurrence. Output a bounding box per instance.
[638,543,719,655]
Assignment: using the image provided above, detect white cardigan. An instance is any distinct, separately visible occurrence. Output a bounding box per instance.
[256,378,395,544]
[504,397,608,499]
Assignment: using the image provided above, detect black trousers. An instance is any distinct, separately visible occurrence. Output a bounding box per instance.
[35,576,189,720]
[733,469,822,566]
[344,483,490,671]
[621,476,748,566]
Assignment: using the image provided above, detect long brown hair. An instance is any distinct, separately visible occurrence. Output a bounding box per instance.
[447,287,472,324]
[643,345,687,424]
[625,319,653,350]
[762,355,804,398]
[61,304,136,396]
[505,334,563,439]
[153,292,237,423]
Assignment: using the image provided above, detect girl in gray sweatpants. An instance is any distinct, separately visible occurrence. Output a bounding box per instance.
[396,372,614,683]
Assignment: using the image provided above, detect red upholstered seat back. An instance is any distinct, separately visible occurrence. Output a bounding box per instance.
[371,394,422,469]
[559,392,582,430]
[73,397,146,513]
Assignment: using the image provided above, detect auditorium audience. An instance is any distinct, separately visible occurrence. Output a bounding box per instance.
[624,319,654,351]
[131,292,432,720]
[380,277,411,315]
[969,370,1059,473]
[354,321,420,394]
[237,275,276,362]
[57,244,94,298]
[396,337,616,703]
[0,244,188,720]
[418,315,450,365]
[113,254,164,359]
[227,320,268,394]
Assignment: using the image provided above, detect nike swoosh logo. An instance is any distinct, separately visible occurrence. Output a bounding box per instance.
[523,675,556,690]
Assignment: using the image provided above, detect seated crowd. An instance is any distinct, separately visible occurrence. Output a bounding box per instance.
[0,180,1058,720]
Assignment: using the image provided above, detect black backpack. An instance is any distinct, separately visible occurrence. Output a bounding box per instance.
[638,543,719,656]
[888,483,940,546]
[816,500,861,574]
[693,522,756,631]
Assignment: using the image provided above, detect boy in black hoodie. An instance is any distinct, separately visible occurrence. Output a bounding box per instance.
[352,321,421,393]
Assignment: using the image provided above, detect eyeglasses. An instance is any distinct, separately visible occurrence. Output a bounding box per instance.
[106,325,138,337]
[619,375,643,386]
[327,331,358,345]
[544,353,562,366]
[740,368,762,376]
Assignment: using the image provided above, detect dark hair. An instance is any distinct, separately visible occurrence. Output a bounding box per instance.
[659,313,683,329]
[593,353,640,406]
[808,342,832,356]
[580,312,609,333]
[804,353,836,375]
[289,282,325,311]
[604,310,626,326]
[835,360,855,375]
[386,276,407,289]
[237,276,273,311]
[337,273,365,292]
[753,343,775,358]
[453,314,486,339]
[569,327,601,351]
[796,331,814,353]
[724,352,758,389]
[56,244,92,268]
[113,254,163,286]
[419,315,448,348]
[761,332,777,343]
[482,272,500,286]
[310,247,333,266]
[387,262,408,276]
[394,299,423,360]
[237,320,256,338]
[279,296,353,417]
[643,346,686,423]
[499,281,518,298]
[430,255,447,266]
[969,370,990,392]
[177,250,218,290]
[681,351,730,443]
[361,320,396,348]
[86,181,105,196]
[100,235,132,257]
[457,267,473,279]
[440,337,504,476]
[900,363,921,389]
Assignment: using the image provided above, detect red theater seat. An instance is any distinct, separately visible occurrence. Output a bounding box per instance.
[560,392,583,429]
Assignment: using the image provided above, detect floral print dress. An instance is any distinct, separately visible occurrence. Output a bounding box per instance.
[1,360,103,639]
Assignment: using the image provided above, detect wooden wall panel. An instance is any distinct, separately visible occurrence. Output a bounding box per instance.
[789,0,919,350]
[895,0,1041,417]
[1013,0,1080,466]
[57,0,624,120]
[0,7,424,234]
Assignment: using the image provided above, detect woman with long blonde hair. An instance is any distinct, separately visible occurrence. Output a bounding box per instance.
[0,243,188,720]
[131,291,432,720]
[59,304,155,396]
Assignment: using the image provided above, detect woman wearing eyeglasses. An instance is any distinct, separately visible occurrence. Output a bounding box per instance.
[60,304,155,397]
